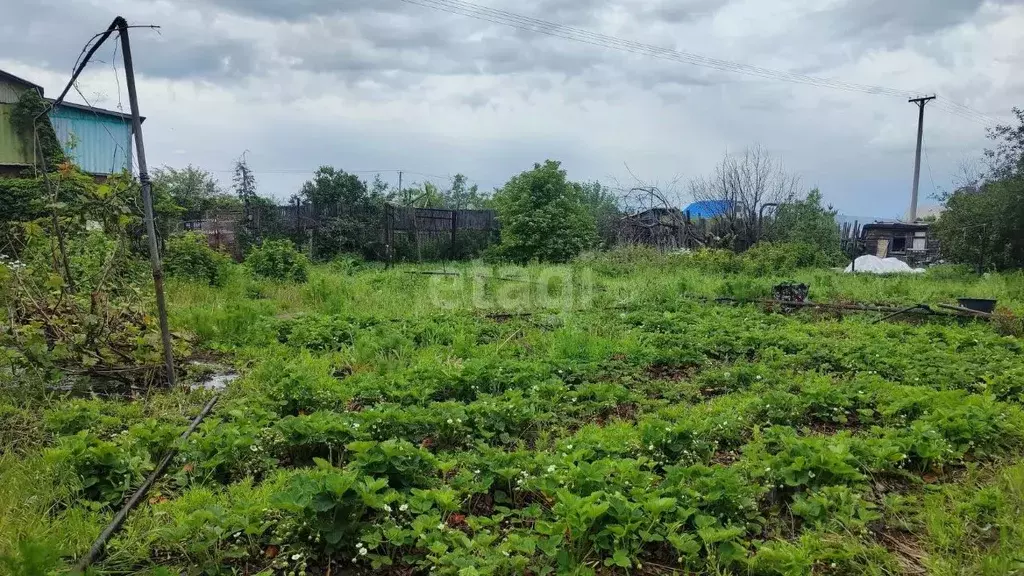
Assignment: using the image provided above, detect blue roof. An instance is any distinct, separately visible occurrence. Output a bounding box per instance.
[683,200,732,218]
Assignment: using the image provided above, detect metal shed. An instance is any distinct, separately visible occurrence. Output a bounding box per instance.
[47,101,139,175]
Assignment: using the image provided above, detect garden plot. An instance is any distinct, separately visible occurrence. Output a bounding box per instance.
[3,261,1024,575]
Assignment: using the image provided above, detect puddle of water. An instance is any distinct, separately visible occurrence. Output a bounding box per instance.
[191,370,239,391]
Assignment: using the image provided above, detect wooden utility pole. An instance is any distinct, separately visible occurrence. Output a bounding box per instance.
[908,95,936,222]
[119,17,176,387]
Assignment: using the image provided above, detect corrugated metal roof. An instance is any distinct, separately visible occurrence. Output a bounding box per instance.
[48,100,144,122]
[0,70,43,104]
[683,200,733,218]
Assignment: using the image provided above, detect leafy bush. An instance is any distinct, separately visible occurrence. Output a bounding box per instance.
[270,461,390,551]
[492,160,597,263]
[48,432,153,505]
[163,232,231,286]
[245,239,309,283]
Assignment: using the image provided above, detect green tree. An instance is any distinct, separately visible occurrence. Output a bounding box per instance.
[934,107,1024,271]
[492,160,597,263]
[764,189,842,260]
[152,165,239,222]
[445,174,489,210]
[933,178,1024,271]
[579,181,621,248]
[299,166,384,259]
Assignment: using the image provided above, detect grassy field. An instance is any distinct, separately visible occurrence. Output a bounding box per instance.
[3,254,1024,575]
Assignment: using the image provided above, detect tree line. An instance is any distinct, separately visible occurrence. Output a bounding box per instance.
[146,104,1024,270]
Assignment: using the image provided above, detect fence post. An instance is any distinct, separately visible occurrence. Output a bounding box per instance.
[450,210,458,260]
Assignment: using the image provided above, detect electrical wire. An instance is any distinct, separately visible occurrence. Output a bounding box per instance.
[398,0,1003,127]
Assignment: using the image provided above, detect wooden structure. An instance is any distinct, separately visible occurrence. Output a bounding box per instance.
[181,210,243,260]
[617,208,740,251]
[385,205,498,262]
[861,221,940,267]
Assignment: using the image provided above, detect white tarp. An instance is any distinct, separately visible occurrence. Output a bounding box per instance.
[844,255,925,274]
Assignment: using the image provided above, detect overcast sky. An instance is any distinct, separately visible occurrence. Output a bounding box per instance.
[2,0,1021,217]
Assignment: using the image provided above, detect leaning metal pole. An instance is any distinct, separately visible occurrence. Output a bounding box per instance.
[118,17,176,387]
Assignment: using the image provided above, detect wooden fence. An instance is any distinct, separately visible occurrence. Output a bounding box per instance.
[385,206,498,262]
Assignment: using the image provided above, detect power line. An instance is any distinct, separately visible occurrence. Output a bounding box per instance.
[398,0,1002,127]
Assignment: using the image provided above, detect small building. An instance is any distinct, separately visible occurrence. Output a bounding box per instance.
[0,68,139,177]
[861,221,940,267]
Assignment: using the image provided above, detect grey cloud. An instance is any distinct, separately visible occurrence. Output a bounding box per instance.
[0,0,260,81]
[814,0,1010,49]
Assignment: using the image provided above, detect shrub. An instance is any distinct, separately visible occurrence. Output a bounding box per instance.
[492,160,597,263]
[245,239,309,283]
[163,232,231,286]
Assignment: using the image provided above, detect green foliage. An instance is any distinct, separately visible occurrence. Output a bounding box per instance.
[579,181,621,249]
[2,174,190,385]
[933,176,1024,271]
[7,239,1024,575]
[300,166,385,259]
[10,89,64,167]
[934,106,1024,270]
[763,189,842,262]
[492,160,597,263]
[152,165,240,222]
[271,462,389,551]
[741,242,838,275]
[164,232,232,286]
[48,432,153,505]
[245,239,309,283]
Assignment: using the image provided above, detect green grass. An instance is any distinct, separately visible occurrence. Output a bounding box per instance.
[3,253,1024,575]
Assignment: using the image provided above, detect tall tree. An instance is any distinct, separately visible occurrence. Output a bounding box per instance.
[689,144,802,248]
[492,160,596,263]
[934,107,1024,270]
[232,154,257,205]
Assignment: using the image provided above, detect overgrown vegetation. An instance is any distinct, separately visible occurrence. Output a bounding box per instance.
[245,239,309,283]
[3,246,1024,574]
[934,107,1024,270]
[163,232,231,286]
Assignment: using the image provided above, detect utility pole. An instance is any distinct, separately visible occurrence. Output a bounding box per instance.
[908,95,936,222]
[119,17,176,388]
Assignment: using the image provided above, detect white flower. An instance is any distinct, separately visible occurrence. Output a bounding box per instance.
[399,504,409,512]
[724,372,731,377]
[547,465,556,473]
[566,444,573,450]
[447,418,454,424]
[383,504,392,512]
[756,375,762,380]
[474,469,481,474]
[292,553,302,560]
[352,423,360,429]
[357,543,363,548]
[249,445,258,452]
[437,523,445,530]
[359,548,368,556]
